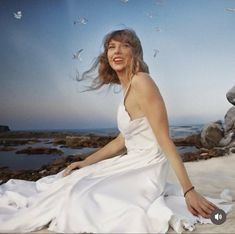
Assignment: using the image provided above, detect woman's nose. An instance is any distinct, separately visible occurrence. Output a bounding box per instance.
[114,45,122,53]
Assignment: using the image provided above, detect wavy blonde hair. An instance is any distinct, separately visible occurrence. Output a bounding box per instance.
[79,28,149,91]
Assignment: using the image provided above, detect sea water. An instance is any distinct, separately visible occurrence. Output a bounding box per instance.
[0,124,203,170]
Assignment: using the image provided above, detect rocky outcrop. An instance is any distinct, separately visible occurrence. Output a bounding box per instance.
[217,86,235,148]
[226,85,235,105]
[173,134,202,148]
[180,147,230,162]
[16,147,64,155]
[0,125,10,132]
[224,107,235,133]
[0,139,38,146]
[0,146,16,151]
[1,85,235,182]
[179,85,235,161]
[66,135,115,148]
[200,121,224,149]
[53,138,66,146]
[0,154,90,185]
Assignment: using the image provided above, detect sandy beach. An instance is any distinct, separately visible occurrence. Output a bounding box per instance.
[30,153,235,234]
[167,152,235,233]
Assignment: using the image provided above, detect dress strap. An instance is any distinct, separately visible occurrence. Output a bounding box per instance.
[123,74,134,100]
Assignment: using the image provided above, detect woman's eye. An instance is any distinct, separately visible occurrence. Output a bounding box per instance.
[123,44,130,48]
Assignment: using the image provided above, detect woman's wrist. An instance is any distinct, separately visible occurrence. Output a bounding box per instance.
[184,186,195,198]
[82,158,92,167]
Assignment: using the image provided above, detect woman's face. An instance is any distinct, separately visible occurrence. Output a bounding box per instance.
[107,39,133,74]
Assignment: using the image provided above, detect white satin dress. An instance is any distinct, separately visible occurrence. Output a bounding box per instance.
[0,81,232,233]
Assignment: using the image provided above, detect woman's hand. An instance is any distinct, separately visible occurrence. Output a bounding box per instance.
[63,161,87,177]
[185,189,218,218]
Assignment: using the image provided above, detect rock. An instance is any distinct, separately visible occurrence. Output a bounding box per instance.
[0,125,10,132]
[0,131,78,139]
[200,121,224,149]
[180,151,200,162]
[230,147,235,154]
[0,146,16,151]
[15,147,64,155]
[39,169,47,174]
[0,154,86,184]
[53,138,66,146]
[224,107,235,133]
[226,85,235,105]
[66,136,91,148]
[65,135,114,148]
[0,139,32,146]
[207,147,229,157]
[179,149,224,162]
[219,132,234,147]
[50,157,67,166]
[173,134,202,148]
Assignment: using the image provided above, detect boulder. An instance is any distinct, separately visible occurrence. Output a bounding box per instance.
[224,107,235,133]
[219,132,234,147]
[226,85,235,105]
[200,121,224,149]
[173,134,202,148]
[180,151,200,162]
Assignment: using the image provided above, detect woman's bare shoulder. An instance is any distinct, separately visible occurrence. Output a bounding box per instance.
[132,72,158,93]
[133,72,151,81]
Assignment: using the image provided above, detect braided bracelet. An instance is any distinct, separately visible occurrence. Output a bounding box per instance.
[184,186,195,197]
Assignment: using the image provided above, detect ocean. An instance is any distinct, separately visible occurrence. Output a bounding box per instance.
[0,124,203,170]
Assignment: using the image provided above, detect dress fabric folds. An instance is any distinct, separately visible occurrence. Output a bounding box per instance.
[0,85,233,233]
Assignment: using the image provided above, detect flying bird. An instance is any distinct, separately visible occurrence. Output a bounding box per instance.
[74,16,88,25]
[73,49,84,61]
[13,11,22,19]
[153,49,160,58]
[225,8,235,13]
[145,11,156,19]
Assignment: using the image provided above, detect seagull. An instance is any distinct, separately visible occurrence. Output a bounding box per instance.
[153,49,160,58]
[13,11,22,19]
[73,49,84,61]
[225,8,235,13]
[145,11,156,19]
[146,12,153,19]
[74,16,88,25]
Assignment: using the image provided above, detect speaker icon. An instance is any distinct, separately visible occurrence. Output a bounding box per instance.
[211,208,226,225]
[214,213,222,220]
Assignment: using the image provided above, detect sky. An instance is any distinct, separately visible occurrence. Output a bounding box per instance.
[0,0,235,130]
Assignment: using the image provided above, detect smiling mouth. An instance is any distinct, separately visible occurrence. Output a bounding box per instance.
[113,57,124,62]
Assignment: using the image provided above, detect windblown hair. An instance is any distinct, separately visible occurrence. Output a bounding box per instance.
[79,28,149,91]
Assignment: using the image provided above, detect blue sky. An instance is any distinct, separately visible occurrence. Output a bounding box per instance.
[0,0,235,130]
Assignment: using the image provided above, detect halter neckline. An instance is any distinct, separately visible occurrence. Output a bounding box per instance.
[123,74,135,100]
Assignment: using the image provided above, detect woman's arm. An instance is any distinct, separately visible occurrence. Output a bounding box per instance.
[83,132,126,166]
[132,73,217,218]
[63,133,126,176]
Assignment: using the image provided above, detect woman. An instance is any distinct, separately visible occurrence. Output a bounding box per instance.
[0,29,232,233]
